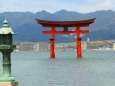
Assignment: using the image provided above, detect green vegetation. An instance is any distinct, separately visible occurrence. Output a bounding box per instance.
[0,10,115,42]
[87,41,113,49]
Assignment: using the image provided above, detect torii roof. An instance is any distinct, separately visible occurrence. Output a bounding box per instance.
[36,18,96,27]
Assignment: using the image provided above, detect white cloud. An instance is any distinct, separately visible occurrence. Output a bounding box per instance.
[79,0,114,13]
[0,0,114,13]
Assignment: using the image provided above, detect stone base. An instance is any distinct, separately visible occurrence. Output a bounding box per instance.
[0,82,12,86]
[0,81,19,86]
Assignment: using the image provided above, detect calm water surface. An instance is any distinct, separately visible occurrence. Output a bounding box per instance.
[0,51,115,86]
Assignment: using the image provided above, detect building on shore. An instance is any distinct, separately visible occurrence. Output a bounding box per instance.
[14,42,88,51]
[15,42,48,51]
[82,43,87,50]
[55,42,87,51]
[113,43,115,50]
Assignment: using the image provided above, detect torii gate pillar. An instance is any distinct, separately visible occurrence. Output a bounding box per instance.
[50,39,55,58]
[76,27,82,58]
[77,38,82,58]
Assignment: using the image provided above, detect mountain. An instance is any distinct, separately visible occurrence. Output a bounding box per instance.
[0,10,115,42]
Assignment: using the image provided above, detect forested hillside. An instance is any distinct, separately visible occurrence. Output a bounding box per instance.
[0,10,115,42]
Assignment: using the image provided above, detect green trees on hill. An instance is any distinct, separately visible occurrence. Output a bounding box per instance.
[87,41,113,49]
[0,10,115,42]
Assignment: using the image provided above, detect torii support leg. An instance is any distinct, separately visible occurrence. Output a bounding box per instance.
[76,26,82,58]
[50,26,55,58]
[50,39,55,58]
[76,38,82,58]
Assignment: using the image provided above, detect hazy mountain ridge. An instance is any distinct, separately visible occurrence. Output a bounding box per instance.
[0,10,115,42]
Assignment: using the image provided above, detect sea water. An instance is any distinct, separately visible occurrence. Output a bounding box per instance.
[0,51,115,86]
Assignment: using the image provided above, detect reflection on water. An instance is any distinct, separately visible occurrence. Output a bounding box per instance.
[0,51,115,86]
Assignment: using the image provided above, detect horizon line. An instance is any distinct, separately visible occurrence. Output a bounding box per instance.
[0,9,114,14]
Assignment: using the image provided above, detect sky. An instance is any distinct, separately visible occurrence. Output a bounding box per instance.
[0,0,115,13]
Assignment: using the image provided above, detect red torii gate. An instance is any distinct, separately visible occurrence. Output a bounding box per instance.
[36,18,95,59]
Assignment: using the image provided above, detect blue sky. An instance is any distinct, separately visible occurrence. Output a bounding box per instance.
[0,0,115,13]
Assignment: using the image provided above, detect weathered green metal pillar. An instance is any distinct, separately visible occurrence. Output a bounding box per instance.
[0,18,19,86]
[0,50,14,81]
